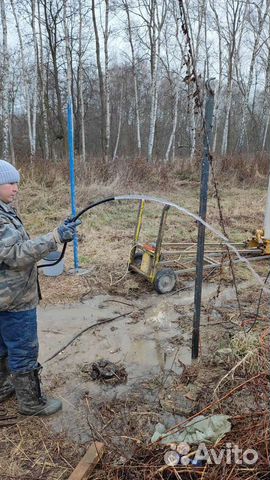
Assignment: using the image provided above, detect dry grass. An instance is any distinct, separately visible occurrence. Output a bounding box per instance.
[0,404,84,479]
[15,159,269,304]
[92,412,269,480]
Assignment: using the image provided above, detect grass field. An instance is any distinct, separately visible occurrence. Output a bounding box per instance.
[16,166,269,304]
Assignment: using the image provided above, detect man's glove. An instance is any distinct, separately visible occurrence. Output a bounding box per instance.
[53,219,81,244]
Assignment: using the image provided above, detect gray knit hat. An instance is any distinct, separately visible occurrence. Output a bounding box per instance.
[0,160,20,185]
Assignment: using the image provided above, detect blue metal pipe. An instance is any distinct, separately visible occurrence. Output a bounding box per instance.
[67,96,80,271]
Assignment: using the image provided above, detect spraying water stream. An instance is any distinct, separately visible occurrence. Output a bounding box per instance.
[115,194,270,293]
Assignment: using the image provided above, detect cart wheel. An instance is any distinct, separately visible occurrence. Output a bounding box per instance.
[154,269,176,294]
[128,252,143,271]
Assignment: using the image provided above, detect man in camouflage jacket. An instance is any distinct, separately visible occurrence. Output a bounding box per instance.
[0,159,80,416]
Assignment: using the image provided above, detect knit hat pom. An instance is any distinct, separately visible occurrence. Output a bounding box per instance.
[0,160,20,185]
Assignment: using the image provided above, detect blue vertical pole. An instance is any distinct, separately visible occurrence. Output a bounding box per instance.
[67,96,80,271]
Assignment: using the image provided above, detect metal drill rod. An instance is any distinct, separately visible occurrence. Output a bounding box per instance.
[192,79,215,360]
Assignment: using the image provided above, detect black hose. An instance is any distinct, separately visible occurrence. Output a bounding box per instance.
[72,196,115,222]
[38,196,115,269]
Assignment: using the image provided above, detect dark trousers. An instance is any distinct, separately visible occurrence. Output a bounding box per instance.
[0,308,39,373]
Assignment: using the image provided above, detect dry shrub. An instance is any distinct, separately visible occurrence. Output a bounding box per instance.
[18,152,269,193]
[18,153,188,192]
[212,152,269,184]
[74,155,171,190]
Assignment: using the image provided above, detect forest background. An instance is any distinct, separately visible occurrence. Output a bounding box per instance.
[0,0,270,177]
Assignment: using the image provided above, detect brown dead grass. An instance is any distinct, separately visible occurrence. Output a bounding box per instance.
[14,159,269,305]
[0,402,84,479]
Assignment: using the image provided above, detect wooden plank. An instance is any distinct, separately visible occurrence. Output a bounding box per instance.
[68,442,105,480]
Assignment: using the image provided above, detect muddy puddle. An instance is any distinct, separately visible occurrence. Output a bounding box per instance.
[38,280,253,443]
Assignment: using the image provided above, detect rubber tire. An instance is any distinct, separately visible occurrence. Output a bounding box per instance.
[154,269,176,294]
[128,252,143,272]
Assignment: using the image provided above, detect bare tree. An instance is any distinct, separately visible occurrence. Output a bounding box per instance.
[0,0,9,160]
[136,0,167,162]
[92,0,110,162]
[161,10,183,163]
[63,0,72,98]
[209,0,223,153]
[37,0,50,160]
[261,14,270,152]
[164,77,179,163]
[221,0,248,156]
[42,0,65,145]
[0,0,269,162]
[122,0,142,156]
[112,77,123,161]
[104,0,110,163]
[30,0,38,158]
[78,0,86,162]
[237,0,269,152]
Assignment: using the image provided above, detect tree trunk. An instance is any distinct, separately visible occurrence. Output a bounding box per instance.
[0,0,9,161]
[123,0,141,156]
[237,1,268,152]
[261,13,270,152]
[262,114,270,152]
[221,0,247,155]
[37,0,49,160]
[165,78,179,163]
[64,2,72,99]
[209,0,222,153]
[148,0,168,162]
[9,111,15,165]
[92,0,105,158]
[113,81,123,161]
[104,0,110,163]
[43,0,65,143]
[78,0,86,162]
[147,45,159,163]
[31,0,38,158]
[10,0,35,156]
[221,87,232,155]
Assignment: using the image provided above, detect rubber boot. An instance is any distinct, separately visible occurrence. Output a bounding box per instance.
[0,357,15,403]
[12,365,62,416]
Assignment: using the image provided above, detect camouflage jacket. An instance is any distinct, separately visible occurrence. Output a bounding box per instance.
[0,200,58,312]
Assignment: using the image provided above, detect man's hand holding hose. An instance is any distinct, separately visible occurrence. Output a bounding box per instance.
[53,219,82,244]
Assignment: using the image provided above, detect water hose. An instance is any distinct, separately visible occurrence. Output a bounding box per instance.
[38,196,114,268]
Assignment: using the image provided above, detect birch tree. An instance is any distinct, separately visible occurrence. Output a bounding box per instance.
[122,0,141,156]
[92,0,110,162]
[221,0,248,156]
[136,0,167,162]
[10,0,37,156]
[63,1,72,99]
[42,0,65,144]
[164,78,179,163]
[37,0,49,160]
[112,78,123,161]
[0,0,9,160]
[162,11,182,163]
[30,0,38,158]
[261,15,270,152]
[104,0,110,163]
[237,0,269,152]
[209,0,222,153]
[78,0,86,162]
